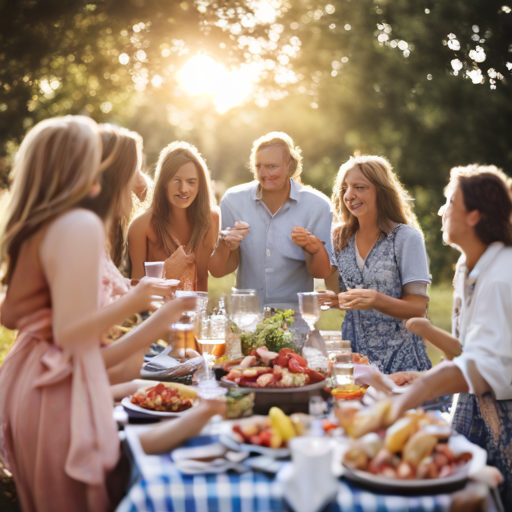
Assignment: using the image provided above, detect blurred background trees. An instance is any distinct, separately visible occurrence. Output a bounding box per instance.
[1,0,511,282]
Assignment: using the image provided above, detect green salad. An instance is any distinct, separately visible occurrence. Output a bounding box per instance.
[236,309,296,355]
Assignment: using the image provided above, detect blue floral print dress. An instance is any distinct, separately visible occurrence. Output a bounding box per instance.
[335,224,432,373]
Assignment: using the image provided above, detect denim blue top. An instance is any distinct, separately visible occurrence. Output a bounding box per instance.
[336,224,432,373]
[220,179,334,309]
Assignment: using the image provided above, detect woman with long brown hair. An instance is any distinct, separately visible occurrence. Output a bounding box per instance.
[322,155,432,373]
[128,141,219,291]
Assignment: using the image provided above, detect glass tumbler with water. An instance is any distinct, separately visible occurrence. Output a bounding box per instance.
[331,340,354,387]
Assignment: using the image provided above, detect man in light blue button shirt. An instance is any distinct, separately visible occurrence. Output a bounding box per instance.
[210,132,335,310]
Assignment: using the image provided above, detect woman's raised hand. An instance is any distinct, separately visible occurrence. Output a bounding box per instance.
[338,288,378,310]
[290,226,323,254]
[220,220,250,251]
[127,277,179,313]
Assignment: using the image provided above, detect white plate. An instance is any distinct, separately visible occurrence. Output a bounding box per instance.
[121,396,196,419]
[220,378,327,393]
[341,434,487,490]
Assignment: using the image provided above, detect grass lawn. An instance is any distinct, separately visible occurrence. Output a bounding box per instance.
[0,278,453,366]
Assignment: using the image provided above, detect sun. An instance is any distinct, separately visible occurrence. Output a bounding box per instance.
[179,54,257,113]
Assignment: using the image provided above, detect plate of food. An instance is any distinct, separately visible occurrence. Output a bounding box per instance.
[339,404,486,490]
[122,382,198,419]
[219,408,310,458]
[218,346,326,392]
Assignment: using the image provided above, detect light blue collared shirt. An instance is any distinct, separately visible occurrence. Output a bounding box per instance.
[220,179,334,309]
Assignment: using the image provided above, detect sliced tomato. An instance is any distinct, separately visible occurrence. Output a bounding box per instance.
[279,348,294,356]
[288,352,307,367]
[275,355,289,367]
[288,358,305,374]
[304,367,324,383]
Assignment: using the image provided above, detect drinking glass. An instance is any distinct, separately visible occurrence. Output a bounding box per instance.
[227,293,261,333]
[144,261,164,278]
[175,291,208,324]
[330,339,354,388]
[196,317,216,365]
[321,331,343,363]
[297,292,321,331]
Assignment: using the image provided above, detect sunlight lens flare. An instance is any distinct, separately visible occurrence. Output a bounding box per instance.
[179,55,257,112]
[180,55,224,95]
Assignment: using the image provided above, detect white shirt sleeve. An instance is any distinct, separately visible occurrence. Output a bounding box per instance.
[453,280,512,400]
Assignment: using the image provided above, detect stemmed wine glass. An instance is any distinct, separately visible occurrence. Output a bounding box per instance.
[297,292,321,332]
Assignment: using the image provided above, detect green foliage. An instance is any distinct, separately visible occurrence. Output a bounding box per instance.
[1,0,511,281]
[239,309,296,355]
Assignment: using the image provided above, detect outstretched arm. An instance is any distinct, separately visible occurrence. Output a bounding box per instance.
[390,361,468,423]
[405,318,462,359]
[101,295,195,369]
[337,288,428,320]
[139,399,226,454]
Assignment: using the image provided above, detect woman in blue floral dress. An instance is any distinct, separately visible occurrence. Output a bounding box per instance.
[324,155,432,374]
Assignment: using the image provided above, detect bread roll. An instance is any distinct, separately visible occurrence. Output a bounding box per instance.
[384,417,418,453]
[403,431,438,467]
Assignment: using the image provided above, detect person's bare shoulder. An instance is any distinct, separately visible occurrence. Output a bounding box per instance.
[128,209,153,239]
[45,209,104,244]
[41,209,104,267]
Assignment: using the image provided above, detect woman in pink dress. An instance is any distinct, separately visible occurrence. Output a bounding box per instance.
[127,141,219,291]
[0,116,195,512]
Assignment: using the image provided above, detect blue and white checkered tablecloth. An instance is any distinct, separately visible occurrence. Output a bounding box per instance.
[116,427,454,512]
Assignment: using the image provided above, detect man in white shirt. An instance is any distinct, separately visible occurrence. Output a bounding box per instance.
[210,132,334,310]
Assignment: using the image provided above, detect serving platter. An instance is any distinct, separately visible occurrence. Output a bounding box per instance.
[121,396,196,419]
[219,377,327,394]
[341,434,486,491]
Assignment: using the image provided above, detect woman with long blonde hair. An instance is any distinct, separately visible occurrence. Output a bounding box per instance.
[323,155,432,373]
[128,141,219,290]
[0,116,195,511]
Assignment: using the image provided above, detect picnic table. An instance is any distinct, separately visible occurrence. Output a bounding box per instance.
[115,420,504,512]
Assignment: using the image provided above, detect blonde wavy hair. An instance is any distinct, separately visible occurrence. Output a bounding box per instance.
[250,132,303,181]
[0,116,101,284]
[332,155,421,251]
[150,141,215,254]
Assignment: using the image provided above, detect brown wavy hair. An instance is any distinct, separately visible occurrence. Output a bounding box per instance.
[332,155,421,251]
[81,124,143,267]
[0,116,101,284]
[447,164,512,246]
[150,141,214,254]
